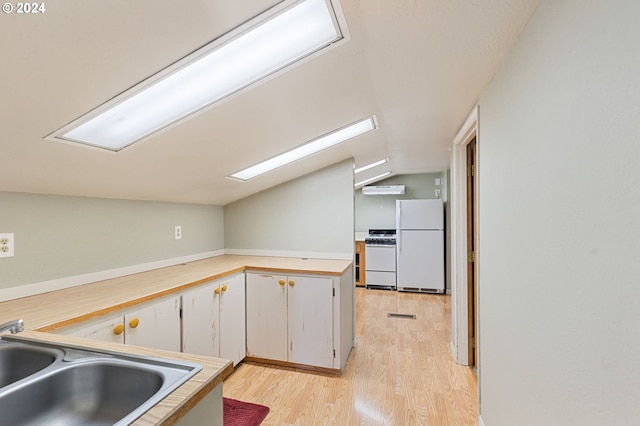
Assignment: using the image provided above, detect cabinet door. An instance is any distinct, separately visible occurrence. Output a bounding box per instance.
[287,276,334,368]
[125,296,181,352]
[246,274,287,362]
[219,274,246,366]
[182,281,220,357]
[68,315,125,345]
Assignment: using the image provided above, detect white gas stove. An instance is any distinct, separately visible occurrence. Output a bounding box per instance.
[364,229,397,290]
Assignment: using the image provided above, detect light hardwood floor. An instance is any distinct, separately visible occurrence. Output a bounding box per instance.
[223,288,478,425]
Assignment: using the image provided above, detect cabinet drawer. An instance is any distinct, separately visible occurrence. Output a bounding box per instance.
[365,271,396,287]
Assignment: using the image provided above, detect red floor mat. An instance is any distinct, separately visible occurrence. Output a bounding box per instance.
[223,397,270,426]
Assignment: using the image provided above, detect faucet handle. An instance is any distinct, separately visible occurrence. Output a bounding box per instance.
[13,319,24,334]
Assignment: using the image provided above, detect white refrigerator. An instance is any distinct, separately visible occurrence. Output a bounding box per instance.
[396,199,445,293]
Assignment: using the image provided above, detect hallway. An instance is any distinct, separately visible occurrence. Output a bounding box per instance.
[224,288,478,425]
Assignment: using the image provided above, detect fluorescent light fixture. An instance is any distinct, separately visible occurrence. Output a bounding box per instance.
[229,116,377,181]
[355,171,391,188]
[355,158,388,174]
[47,0,344,151]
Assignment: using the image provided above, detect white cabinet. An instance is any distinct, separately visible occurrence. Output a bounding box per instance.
[68,315,125,345]
[181,282,219,358]
[182,273,246,366]
[287,275,333,367]
[218,274,246,365]
[246,273,334,369]
[66,295,182,352]
[124,296,181,352]
[245,274,288,362]
[57,264,355,373]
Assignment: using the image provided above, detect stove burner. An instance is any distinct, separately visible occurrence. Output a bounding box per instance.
[365,229,396,245]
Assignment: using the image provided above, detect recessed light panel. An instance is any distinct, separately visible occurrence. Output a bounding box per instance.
[355,171,391,188]
[47,0,344,151]
[229,116,377,181]
[355,158,388,174]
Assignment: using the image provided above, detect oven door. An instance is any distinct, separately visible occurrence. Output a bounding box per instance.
[365,245,396,271]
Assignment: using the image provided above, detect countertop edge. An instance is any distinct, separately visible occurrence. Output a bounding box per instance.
[31,256,352,332]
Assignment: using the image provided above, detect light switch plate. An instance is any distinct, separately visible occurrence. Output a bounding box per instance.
[0,233,15,258]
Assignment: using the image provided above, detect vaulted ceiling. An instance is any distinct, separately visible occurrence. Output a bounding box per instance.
[0,0,539,205]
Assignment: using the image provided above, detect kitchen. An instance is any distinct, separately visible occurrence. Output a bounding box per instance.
[0,160,358,424]
[356,173,448,293]
[0,166,457,424]
[3,1,638,425]
[0,168,460,425]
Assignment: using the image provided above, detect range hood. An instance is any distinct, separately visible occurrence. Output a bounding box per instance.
[362,185,405,195]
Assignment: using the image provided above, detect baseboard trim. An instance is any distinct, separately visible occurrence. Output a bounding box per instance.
[224,248,352,261]
[0,250,225,302]
[244,356,342,375]
[479,414,486,426]
[1,248,352,303]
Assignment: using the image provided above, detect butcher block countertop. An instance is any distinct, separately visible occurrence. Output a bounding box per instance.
[0,254,353,425]
[0,254,352,332]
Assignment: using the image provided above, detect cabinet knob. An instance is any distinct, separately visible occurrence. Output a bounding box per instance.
[214,287,221,295]
[129,317,140,329]
[113,324,124,335]
[278,279,285,286]
[289,280,295,287]
[221,284,228,292]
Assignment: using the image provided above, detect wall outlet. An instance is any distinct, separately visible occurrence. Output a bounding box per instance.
[0,233,15,258]
[174,225,182,240]
[435,189,441,198]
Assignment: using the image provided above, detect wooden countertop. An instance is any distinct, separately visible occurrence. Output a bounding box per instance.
[0,254,352,425]
[0,254,352,332]
[355,232,368,242]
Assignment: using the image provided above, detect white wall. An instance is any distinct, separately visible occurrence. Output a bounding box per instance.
[355,173,442,231]
[478,1,640,424]
[1,160,354,296]
[224,159,354,258]
[0,192,224,291]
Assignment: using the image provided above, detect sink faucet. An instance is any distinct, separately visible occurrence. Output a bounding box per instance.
[0,319,24,334]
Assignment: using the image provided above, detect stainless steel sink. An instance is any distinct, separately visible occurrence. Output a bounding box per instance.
[0,337,202,426]
[0,345,59,388]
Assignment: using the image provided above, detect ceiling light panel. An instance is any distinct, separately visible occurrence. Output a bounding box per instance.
[355,171,392,188]
[229,116,377,181]
[355,158,388,174]
[47,0,345,151]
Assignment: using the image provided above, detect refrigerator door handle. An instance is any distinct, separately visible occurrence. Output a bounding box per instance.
[396,203,402,254]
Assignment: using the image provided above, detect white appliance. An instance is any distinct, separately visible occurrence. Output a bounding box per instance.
[362,185,405,195]
[364,229,397,290]
[396,199,445,293]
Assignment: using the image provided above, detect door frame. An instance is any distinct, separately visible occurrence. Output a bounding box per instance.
[450,105,479,368]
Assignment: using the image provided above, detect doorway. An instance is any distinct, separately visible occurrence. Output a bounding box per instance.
[450,105,478,370]
[466,137,477,370]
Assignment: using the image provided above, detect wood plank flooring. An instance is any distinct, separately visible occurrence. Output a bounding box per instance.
[223,288,478,425]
